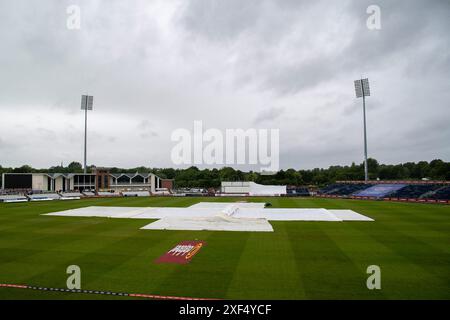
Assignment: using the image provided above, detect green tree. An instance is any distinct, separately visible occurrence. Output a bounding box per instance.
[12,165,33,173]
[67,161,83,173]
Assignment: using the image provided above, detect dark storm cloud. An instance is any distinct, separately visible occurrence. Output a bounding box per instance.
[180,0,450,94]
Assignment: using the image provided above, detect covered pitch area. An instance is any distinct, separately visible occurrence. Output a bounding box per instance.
[44,202,373,232]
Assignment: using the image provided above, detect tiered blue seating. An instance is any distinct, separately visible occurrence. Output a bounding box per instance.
[318,184,341,194]
[333,184,372,195]
[389,184,440,199]
[318,182,449,201]
[319,183,372,196]
[287,187,310,196]
[353,184,406,198]
[426,186,450,200]
[28,193,61,201]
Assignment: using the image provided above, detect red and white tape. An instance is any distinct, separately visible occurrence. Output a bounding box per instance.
[0,283,216,300]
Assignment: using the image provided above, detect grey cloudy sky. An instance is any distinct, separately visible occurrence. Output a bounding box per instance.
[0,0,449,170]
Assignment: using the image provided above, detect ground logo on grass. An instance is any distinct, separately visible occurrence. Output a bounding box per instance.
[156,241,206,264]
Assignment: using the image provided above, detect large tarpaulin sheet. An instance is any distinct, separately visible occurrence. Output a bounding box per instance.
[44,202,374,232]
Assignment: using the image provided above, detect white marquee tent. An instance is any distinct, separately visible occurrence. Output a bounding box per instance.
[221,182,287,196]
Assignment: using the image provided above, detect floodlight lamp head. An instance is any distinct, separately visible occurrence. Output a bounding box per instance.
[354,78,370,98]
[81,95,94,110]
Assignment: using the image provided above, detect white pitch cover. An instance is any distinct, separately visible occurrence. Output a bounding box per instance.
[44,202,374,232]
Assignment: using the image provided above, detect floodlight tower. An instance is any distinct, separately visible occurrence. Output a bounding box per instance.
[81,95,94,174]
[354,78,371,182]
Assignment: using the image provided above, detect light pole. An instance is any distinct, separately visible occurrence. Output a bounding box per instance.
[354,78,370,182]
[81,95,94,174]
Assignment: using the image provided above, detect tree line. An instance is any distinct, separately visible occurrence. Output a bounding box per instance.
[1,158,448,188]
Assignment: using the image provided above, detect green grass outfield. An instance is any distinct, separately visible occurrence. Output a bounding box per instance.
[0,197,449,300]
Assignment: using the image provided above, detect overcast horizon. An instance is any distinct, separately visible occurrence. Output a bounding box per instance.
[0,0,449,171]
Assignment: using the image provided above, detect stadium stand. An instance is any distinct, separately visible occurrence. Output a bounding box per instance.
[122,191,150,197]
[0,194,28,203]
[425,186,450,200]
[60,192,83,197]
[318,184,341,194]
[318,183,372,196]
[333,183,371,196]
[389,184,441,199]
[153,188,172,196]
[59,192,83,200]
[27,193,61,201]
[286,187,310,196]
[316,181,449,202]
[352,184,406,198]
[97,191,121,197]
[82,191,96,197]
